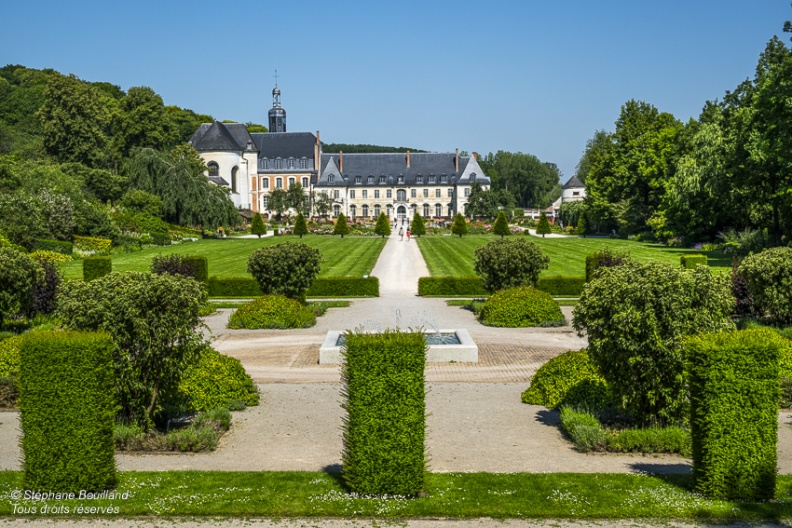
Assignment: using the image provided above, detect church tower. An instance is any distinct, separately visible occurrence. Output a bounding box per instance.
[268,80,287,133]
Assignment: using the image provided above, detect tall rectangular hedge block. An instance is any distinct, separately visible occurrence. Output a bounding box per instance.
[417,276,585,296]
[687,329,781,501]
[83,256,112,281]
[183,256,209,283]
[681,253,708,269]
[207,276,379,297]
[20,331,116,492]
[341,330,426,496]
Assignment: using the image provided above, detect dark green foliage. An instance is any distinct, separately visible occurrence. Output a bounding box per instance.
[573,261,735,426]
[492,210,510,238]
[537,276,585,296]
[227,295,316,329]
[585,248,629,282]
[418,276,488,296]
[306,276,379,297]
[342,330,426,495]
[333,213,350,238]
[20,331,116,492]
[151,254,208,283]
[473,238,550,293]
[536,212,551,237]
[208,276,263,297]
[82,255,111,281]
[33,238,72,255]
[0,247,42,326]
[521,349,610,409]
[250,212,267,238]
[411,212,426,237]
[56,272,207,430]
[738,247,792,325]
[681,254,708,269]
[247,242,322,301]
[374,212,391,238]
[30,260,60,316]
[478,286,565,328]
[686,329,782,500]
[731,258,762,319]
[179,347,259,411]
[451,213,468,237]
[150,231,171,246]
[293,212,308,238]
[114,408,231,452]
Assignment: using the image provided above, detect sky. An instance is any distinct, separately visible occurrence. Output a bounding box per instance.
[1,1,790,182]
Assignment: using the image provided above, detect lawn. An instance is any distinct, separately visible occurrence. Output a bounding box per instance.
[1,471,791,520]
[58,236,387,280]
[416,235,731,277]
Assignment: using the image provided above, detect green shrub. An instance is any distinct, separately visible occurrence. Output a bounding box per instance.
[228,295,316,329]
[738,247,792,325]
[342,330,426,496]
[333,213,351,238]
[73,235,112,254]
[20,331,116,492]
[33,239,73,256]
[151,254,208,283]
[29,249,72,263]
[374,212,391,238]
[83,255,112,281]
[521,349,610,409]
[114,408,231,452]
[208,276,262,297]
[681,253,708,269]
[250,212,267,238]
[0,334,22,377]
[686,329,782,501]
[559,407,608,452]
[474,238,549,292]
[150,232,171,246]
[411,212,426,237]
[585,248,629,282]
[179,347,259,411]
[0,248,42,327]
[451,213,468,237]
[479,286,564,328]
[0,376,18,408]
[307,276,379,297]
[537,276,585,296]
[247,242,322,301]
[418,276,487,296]
[573,261,735,426]
[492,210,510,238]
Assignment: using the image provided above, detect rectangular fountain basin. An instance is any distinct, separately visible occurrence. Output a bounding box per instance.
[319,329,478,364]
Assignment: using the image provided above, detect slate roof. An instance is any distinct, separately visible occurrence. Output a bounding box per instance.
[252,132,316,160]
[189,121,250,151]
[563,175,585,189]
[316,152,490,187]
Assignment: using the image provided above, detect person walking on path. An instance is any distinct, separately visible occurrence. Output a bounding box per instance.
[406,228,411,240]
[399,226,404,240]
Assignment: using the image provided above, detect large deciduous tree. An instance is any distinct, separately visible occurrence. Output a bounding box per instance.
[111,86,178,161]
[478,151,561,208]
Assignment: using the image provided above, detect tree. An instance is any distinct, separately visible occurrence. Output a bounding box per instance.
[572,261,734,425]
[559,201,585,228]
[738,247,792,325]
[466,181,516,219]
[286,182,308,214]
[36,73,108,167]
[536,212,551,237]
[374,212,391,238]
[56,272,207,430]
[478,151,561,208]
[250,212,267,238]
[451,213,468,237]
[293,212,308,238]
[0,247,43,327]
[474,239,549,293]
[410,212,426,237]
[111,86,178,162]
[120,189,163,217]
[247,242,321,301]
[492,210,510,238]
[268,188,288,219]
[312,192,333,218]
[333,212,350,238]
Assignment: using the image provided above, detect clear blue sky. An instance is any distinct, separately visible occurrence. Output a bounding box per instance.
[1,1,789,182]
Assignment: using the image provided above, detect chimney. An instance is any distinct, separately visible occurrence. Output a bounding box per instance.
[472,151,478,161]
[455,148,459,172]
[339,151,343,173]
[406,150,411,168]
[315,130,320,145]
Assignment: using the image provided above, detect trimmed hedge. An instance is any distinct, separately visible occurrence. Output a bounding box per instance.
[686,329,782,501]
[151,232,171,246]
[521,349,610,409]
[478,286,565,328]
[33,239,73,256]
[73,235,112,254]
[0,334,22,377]
[418,276,584,297]
[20,331,116,492]
[681,254,708,269]
[208,276,378,298]
[83,256,112,281]
[151,254,208,283]
[185,256,209,283]
[342,330,426,496]
[179,347,259,411]
[228,295,316,329]
[585,249,629,282]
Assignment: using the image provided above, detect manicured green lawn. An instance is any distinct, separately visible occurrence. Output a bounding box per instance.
[1,471,790,520]
[417,235,731,277]
[58,236,387,280]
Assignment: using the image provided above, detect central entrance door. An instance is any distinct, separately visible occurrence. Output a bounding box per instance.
[397,205,407,220]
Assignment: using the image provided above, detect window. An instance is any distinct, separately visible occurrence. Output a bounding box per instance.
[572,191,580,196]
[288,177,295,188]
[386,204,393,217]
[429,175,436,184]
[288,158,295,169]
[397,189,406,201]
[374,205,381,217]
[333,205,340,217]
[328,175,334,183]
[262,159,269,169]
[386,189,392,198]
[300,158,308,169]
[464,187,470,197]
[208,162,219,177]
[435,188,441,198]
[362,205,369,217]
[416,175,423,184]
[440,175,447,184]
[276,177,283,189]
[350,205,356,217]
[262,178,269,189]
[423,189,428,198]
[362,190,368,198]
[262,196,268,209]
[398,175,404,184]
[355,176,361,184]
[333,190,339,199]
[302,177,309,187]
[374,190,380,198]
[470,173,477,181]
[411,189,416,198]
[231,167,238,193]
[368,176,373,184]
[275,159,283,170]
[422,204,429,216]
[379,176,386,184]
[448,188,453,197]
[435,204,442,217]
[350,190,355,199]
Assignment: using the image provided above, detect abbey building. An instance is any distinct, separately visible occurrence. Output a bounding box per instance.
[188,85,490,221]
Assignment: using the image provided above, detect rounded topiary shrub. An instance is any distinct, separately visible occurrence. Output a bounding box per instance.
[522,349,611,409]
[228,295,316,329]
[179,347,259,411]
[474,238,549,293]
[738,247,792,325]
[478,286,564,327]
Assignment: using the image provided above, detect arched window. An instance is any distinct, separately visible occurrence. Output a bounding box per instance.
[397,189,406,201]
[350,205,357,218]
[435,204,442,217]
[262,196,269,210]
[362,205,369,217]
[208,162,219,177]
[422,204,429,217]
[374,204,381,217]
[231,166,238,193]
[333,204,340,217]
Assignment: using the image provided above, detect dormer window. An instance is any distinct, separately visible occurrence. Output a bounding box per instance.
[300,158,308,169]
[397,175,404,184]
[275,158,283,170]
[416,175,423,184]
[429,175,436,184]
[288,157,295,169]
[379,176,386,184]
[262,159,269,169]
[355,176,361,184]
[328,175,335,183]
[367,176,373,184]
[470,173,476,181]
[440,175,447,184]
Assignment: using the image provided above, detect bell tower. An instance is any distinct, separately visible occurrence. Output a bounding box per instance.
[268,71,287,133]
